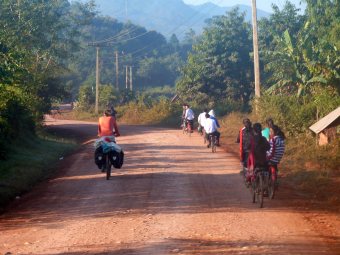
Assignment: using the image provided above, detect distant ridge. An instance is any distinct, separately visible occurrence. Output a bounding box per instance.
[85,0,270,39]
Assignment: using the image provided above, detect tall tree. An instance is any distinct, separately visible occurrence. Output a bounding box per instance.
[177,8,253,105]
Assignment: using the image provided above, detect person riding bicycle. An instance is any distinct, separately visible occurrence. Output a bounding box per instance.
[95,109,121,171]
[245,123,270,185]
[197,108,208,134]
[106,103,117,118]
[98,109,120,137]
[184,104,195,133]
[208,109,221,146]
[236,118,253,169]
[203,113,219,148]
[262,118,274,141]
[266,125,285,174]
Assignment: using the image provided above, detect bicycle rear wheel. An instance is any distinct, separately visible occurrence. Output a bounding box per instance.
[250,178,256,203]
[257,174,264,208]
[212,136,216,153]
[106,155,111,180]
[203,130,207,144]
[268,168,276,199]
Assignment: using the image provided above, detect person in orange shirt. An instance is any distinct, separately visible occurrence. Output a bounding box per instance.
[98,109,120,137]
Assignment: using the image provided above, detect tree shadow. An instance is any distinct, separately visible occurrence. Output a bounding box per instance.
[47,237,340,255]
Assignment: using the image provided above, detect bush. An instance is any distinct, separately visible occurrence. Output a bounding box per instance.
[77,84,119,112]
[0,87,35,159]
[255,92,340,136]
[116,98,181,126]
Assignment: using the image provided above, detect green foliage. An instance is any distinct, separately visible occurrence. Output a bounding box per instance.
[262,0,340,96]
[77,84,119,111]
[0,0,94,157]
[255,91,340,136]
[176,8,253,106]
[117,97,181,126]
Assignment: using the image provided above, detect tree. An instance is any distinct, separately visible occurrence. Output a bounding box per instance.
[263,1,340,96]
[176,8,253,105]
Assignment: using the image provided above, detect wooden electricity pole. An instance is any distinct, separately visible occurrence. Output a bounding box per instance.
[115,51,119,90]
[95,47,100,114]
[130,66,133,91]
[251,0,261,99]
[125,65,129,89]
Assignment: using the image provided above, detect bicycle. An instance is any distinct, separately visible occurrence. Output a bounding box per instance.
[101,152,113,180]
[250,166,270,208]
[95,136,124,180]
[268,164,278,199]
[182,118,187,134]
[208,133,217,153]
[182,119,193,136]
[203,128,207,144]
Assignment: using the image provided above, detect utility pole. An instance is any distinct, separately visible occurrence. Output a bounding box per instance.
[95,47,100,114]
[130,66,133,91]
[115,51,119,90]
[125,65,129,89]
[251,0,261,99]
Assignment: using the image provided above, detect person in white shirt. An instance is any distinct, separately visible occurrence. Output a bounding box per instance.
[184,104,195,132]
[203,113,220,147]
[197,108,208,134]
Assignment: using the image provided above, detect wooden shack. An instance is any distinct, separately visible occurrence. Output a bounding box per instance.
[309,107,340,145]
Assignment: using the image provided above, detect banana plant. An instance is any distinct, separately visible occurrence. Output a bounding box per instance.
[265,29,329,97]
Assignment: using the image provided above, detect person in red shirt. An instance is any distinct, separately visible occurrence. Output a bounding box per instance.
[98,109,120,137]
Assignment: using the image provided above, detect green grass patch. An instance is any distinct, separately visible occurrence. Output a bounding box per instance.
[0,131,77,210]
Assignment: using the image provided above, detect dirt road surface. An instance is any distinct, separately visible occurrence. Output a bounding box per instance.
[0,117,339,255]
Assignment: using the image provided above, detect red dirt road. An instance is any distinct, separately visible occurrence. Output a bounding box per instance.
[0,118,339,255]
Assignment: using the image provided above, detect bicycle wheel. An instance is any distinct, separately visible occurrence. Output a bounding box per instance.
[212,136,216,153]
[106,155,111,180]
[251,178,256,203]
[203,130,207,144]
[257,173,264,208]
[268,168,276,199]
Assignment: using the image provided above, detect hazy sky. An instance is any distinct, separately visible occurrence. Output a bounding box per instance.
[183,0,306,13]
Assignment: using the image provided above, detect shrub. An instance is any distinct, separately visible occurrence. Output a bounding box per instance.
[254,92,340,136]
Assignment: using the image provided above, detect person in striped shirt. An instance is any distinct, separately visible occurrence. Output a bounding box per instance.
[266,125,285,171]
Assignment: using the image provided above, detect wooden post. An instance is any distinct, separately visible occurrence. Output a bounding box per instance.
[115,51,119,90]
[130,66,133,91]
[95,47,100,114]
[251,0,261,111]
[125,66,128,89]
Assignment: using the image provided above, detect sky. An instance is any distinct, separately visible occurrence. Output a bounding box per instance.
[183,0,306,13]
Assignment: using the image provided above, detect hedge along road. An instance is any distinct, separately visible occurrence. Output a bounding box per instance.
[0,117,339,255]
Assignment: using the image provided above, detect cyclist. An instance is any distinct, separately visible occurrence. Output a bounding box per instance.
[98,109,120,137]
[262,118,274,141]
[184,104,195,133]
[203,113,219,148]
[266,125,285,176]
[245,123,270,185]
[95,109,121,171]
[208,109,221,146]
[252,123,271,167]
[236,118,253,169]
[197,108,208,134]
[181,104,187,129]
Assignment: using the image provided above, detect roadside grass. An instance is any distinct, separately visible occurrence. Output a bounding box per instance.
[56,101,182,128]
[0,130,77,210]
[219,112,340,208]
[52,109,98,122]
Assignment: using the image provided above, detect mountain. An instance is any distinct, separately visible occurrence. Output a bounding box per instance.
[85,0,270,39]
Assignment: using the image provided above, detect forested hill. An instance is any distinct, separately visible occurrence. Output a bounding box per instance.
[83,0,270,38]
